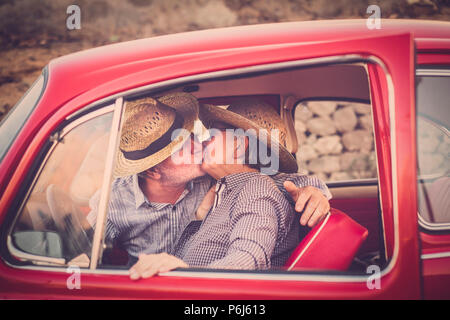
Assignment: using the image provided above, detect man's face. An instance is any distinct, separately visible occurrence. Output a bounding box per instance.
[155,135,205,185]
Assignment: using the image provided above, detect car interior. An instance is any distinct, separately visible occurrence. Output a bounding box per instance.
[152,62,385,272]
[11,61,389,274]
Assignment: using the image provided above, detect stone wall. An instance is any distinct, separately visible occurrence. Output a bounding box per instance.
[294,100,377,182]
[417,117,450,176]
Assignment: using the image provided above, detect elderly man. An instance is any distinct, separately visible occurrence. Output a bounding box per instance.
[88,93,331,268]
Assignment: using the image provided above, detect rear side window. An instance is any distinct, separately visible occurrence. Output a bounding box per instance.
[416,74,450,226]
[0,71,46,162]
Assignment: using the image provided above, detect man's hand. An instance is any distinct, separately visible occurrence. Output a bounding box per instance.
[129,253,188,280]
[283,181,330,227]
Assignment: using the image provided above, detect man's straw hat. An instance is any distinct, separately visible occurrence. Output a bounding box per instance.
[199,98,298,173]
[114,92,199,177]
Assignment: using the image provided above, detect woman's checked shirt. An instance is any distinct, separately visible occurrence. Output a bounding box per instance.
[173,172,304,270]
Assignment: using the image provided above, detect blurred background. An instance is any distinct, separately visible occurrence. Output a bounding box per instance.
[0,0,449,121]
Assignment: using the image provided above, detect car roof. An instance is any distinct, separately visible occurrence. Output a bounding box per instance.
[43,19,450,118]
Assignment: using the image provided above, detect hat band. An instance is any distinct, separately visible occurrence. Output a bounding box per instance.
[121,113,184,161]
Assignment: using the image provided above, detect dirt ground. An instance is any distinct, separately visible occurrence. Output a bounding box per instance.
[0,0,449,121]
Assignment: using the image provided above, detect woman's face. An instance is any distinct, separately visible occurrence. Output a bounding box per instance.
[202,121,246,168]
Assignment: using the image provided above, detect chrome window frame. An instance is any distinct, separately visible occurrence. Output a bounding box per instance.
[4,54,400,286]
[90,97,124,269]
[415,68,450,232]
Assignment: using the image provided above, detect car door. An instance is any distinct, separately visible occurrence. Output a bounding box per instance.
[415,40,450,299]
[0,31,419,299]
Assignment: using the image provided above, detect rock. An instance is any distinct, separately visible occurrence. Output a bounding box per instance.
[0,103,9,116]
[305,0,361,18]
[238,5,260,24]
[313,135,343,155]
[333,106,357,133]
[359,114,373,131]
[418,135,440,153]
[224,0,249,10]
[306,117,336,136]
[297,167,309,176]
[295,105,313,122]
[296,131,307,145]
[305,133,318,145]
[296,144,318,162]
[417,117,445,153]
[347,102,371,115]
[407,0,439,17]
[307,155,340,174]
[307,101,337,117]
[418,153,445,174]
[329,171,352,181]
[342,130,374,152]
[315,172,329,182]
[418,117,439,134]
[194,1,238,29]
[437,137,450,157]
[340,152,369,171]
[350,170,376,179]
[295,119,307,133]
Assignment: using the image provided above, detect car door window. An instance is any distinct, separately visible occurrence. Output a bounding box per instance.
[9,108,113,267]
[416,72,450,226]
[294,100,377,183]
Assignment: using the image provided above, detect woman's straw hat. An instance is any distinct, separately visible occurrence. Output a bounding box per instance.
[199,98,298,173]
[114,92,199,177]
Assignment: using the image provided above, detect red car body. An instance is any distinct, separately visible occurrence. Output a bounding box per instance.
[0,19,449,299]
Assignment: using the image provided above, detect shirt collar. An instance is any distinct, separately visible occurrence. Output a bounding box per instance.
[210,171,261,211]
[133,174,148,209]
[133,174,195,210]
[216,171,261,193]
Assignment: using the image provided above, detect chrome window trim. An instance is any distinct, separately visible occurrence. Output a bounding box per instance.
[365,62,388,260]
[1,263,373,283]
[90,97,124,269]
[421,251,450,260]
[415,68,450,232]
[6,235,66,266]
[61,105,115,134]
[416,69,450,77]
[418,213,450,231]
[4,54,399,286]
[326,178,378,187]
[5,105,115,267]
[368,54,399,281]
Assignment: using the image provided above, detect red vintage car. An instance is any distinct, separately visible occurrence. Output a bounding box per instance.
[0,19,449,300]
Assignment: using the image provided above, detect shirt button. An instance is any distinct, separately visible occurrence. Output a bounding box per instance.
[172,206,176,211]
